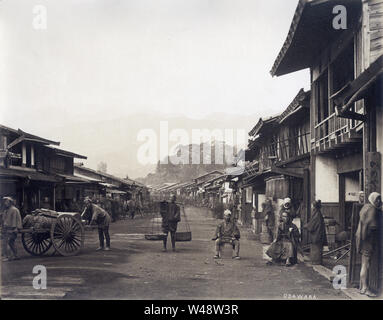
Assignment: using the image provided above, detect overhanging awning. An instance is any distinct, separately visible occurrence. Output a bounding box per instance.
[271,0,361,77]
[106,188,126,194]
[7,130,60,149]
[99,182,119,188]
[334,54,383,117]
[0,167,62,182]
[73,172,101,182]
[55,173,91,183]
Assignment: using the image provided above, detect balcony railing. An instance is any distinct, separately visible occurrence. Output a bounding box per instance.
[313,112,362,148]
[258,132,311,170]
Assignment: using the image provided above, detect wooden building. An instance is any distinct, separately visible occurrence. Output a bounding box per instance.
[73,163,145,202]
[271,0,383,293]
[0,125,87,215]
[271,0,365,233]
[241,90,311,237]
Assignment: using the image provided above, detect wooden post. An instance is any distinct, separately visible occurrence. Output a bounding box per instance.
[31,145,35,168]
[365,152,381,197]
[22,142,27,167]
[302,168,311,245]
[53,184,56,211]
[339,174,346,232]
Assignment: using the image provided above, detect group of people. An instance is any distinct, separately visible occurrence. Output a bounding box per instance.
[263,193,383,297]
[1,190,382,297]
[263,197,327,267]
[265,198,302,266]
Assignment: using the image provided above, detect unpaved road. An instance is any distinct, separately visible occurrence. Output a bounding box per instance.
[1,206,348,300]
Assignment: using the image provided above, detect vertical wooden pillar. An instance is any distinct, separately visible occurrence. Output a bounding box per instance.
[339,174,346,231]
[21,142,27,167]
[364,97,381,198]
[302,168,311,245]
[53,184,56,211]
[365,152,381,197]
[31,145,35,168]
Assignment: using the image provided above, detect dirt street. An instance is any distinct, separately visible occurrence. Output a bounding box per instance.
[0,206,348,300]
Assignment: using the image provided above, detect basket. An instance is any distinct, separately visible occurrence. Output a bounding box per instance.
[175,231,192,242]
[145,233,167,241]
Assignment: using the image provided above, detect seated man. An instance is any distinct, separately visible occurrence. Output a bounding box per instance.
[212,209,240,260]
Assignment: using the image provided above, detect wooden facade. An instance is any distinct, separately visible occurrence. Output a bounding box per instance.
[271,0,383,294]
[0,125,87,215]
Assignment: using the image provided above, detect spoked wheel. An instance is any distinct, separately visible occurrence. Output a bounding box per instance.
[50,214,84,256]
[22,231,52,256]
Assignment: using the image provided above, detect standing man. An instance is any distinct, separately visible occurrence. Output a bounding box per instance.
[160,194,181,252]
[81,197,112,251]
[213,209,241,260]
[127,199,136,219]
[1,197,22,261]
[356,192,382,297]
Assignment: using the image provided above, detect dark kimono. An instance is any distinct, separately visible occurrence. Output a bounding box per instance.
[263,202,275,240]
[161,201,181,233]
[267,221,300,264]
[304,208,327,265]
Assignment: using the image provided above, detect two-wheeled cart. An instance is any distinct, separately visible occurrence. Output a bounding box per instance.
[20,211,85,257]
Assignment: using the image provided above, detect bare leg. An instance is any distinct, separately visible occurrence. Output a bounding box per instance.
[232,240,240,257]
[215,239,222,257]
[359,254,369,294]
[170,232,176,251]
[162,232,168,251]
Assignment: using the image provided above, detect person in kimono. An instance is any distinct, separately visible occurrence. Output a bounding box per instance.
[356,192,382,297]
[1,197,22,261]
[303,200,327,265]
[263,199,275,241]
[81,197,112,251]
[267,211,300,266]
[212,209,241,259]
[127,199,136,219]
[160,194,181,252]
[279,198,295,221]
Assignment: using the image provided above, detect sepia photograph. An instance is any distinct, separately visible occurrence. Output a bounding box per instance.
[0,0,382,306]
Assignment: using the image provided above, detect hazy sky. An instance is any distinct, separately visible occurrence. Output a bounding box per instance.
[0,0,310,177]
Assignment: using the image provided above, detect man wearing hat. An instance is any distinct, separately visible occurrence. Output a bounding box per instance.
[1,197,22,261]
[81,197,112,251]
[212,209,241,259]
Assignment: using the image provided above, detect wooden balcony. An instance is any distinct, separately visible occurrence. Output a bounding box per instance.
[259,132,310,170]
[312,113,362,155]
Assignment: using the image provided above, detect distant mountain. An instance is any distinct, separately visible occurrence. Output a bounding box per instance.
[137,140,239,186]
[27,112,258,180]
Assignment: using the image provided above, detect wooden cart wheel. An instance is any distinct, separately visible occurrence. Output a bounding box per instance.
[50,214,84,256]
[22,231,52,256]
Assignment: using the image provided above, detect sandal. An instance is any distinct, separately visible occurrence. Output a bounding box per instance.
[365,290,377,297]
[358,288,366,295]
